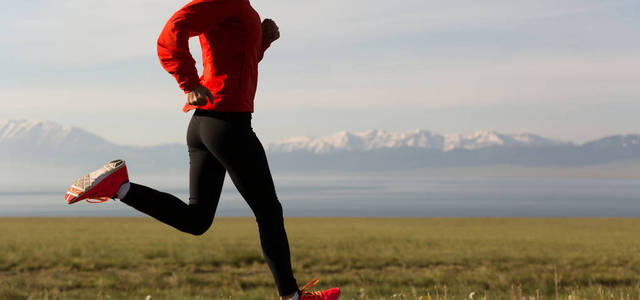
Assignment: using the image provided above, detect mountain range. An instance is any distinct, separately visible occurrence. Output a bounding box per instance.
[266,129,568,154]
[1,119,639,173]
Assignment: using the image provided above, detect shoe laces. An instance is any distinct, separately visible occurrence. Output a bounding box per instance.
[299,278,323,298]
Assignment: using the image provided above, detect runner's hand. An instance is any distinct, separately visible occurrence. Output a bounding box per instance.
[262,19,280,43]
[186,85,214,106]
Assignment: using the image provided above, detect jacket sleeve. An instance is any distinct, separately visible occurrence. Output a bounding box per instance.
[157,0,235,93]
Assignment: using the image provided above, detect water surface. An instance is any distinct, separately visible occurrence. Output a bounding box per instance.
[1,175,639,217]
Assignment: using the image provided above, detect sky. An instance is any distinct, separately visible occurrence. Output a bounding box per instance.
[1,0,639,145]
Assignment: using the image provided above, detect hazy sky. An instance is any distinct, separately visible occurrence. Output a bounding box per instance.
[1,0,639,145]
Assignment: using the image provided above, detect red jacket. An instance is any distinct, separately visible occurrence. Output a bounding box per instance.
[157,0,271,112]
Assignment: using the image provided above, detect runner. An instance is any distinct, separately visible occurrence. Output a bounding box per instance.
[64,1,340,299]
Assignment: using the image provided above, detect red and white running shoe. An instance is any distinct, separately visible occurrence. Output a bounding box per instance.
[65,159,129,204]
[298,278,340,300]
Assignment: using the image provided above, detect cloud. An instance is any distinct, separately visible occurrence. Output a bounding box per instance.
[1,0,639,144]
[1,0,181,66]
[2,0,640,109]
[3,0,637,66]
[253,0,638,45]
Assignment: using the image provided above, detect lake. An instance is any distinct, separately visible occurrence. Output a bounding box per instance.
[1,174,639,217]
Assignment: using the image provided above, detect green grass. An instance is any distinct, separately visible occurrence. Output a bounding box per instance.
[2,218,640,299]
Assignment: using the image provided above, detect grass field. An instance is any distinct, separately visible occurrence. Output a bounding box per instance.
[2,218,640,299]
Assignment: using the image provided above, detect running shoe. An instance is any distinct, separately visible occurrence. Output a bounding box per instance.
[298,278,340,300]
[65,159,129,204]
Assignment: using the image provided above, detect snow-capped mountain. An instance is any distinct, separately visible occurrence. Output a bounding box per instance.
[582,134,640,150]
[1,119,638,173]
[0,120,113,149]
[0,120,186,169]
[266,129,568,154]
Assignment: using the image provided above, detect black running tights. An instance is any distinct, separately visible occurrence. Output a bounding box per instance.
[120,109,298,296]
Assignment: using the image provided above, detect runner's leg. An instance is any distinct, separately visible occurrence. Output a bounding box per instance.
[120,115,225,235]
[196,112,299,297]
